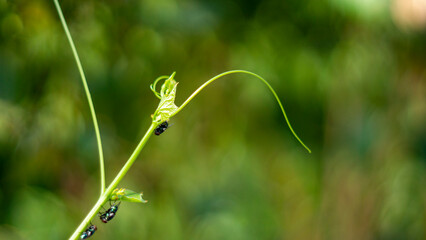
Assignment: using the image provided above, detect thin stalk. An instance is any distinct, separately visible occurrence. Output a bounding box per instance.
[69,123,157,240]
[171,70,311,153]
[53,0,106,194]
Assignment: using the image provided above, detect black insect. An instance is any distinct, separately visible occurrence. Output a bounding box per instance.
[99,202,121,223]
[80,225,97,239]
[155,121,169,135]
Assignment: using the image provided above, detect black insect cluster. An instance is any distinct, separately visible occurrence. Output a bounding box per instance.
[79,121,171,239]
[80,202,121,239]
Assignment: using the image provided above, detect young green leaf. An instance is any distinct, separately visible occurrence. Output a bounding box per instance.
[110,188,148,203]
[151,72,178,123]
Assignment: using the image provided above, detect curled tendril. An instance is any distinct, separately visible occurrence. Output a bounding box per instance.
[151,72,179,123]
[150,72,176,99]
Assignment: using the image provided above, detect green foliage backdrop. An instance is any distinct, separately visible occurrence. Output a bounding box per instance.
[0,0,425,239]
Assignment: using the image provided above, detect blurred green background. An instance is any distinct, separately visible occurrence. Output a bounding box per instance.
[0,0,425,239]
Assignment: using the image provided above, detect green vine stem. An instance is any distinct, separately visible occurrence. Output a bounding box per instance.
[54,1,311,238]
[171,70,312,153]
[53,0,106,194]
[68,123,156,240]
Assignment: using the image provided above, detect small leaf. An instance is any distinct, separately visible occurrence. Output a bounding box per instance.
[151,72,178,123]
[110,188,148,203]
